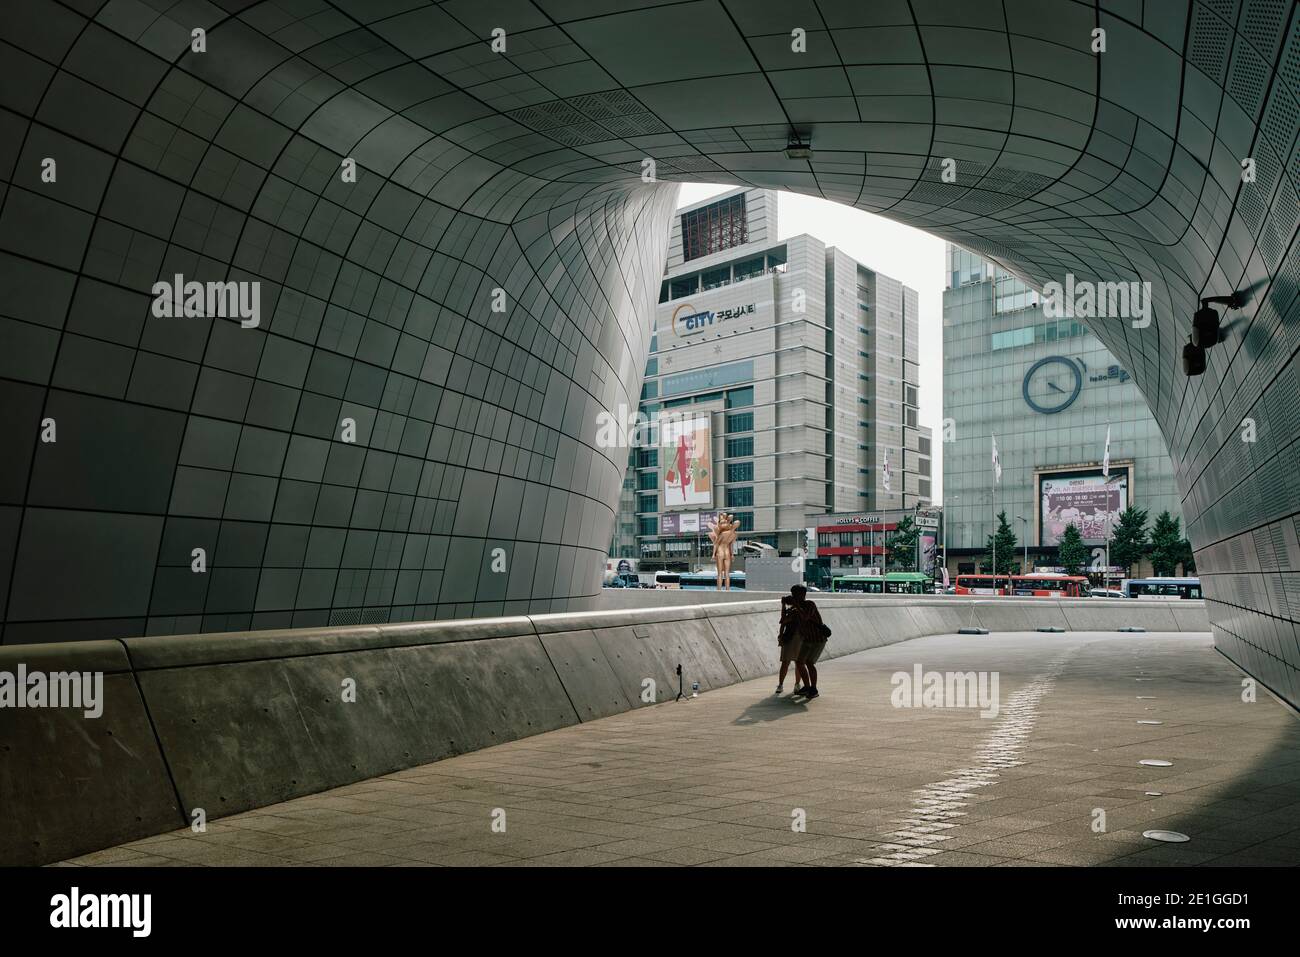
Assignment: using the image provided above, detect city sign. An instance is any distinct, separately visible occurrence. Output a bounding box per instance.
[670,301,756,337]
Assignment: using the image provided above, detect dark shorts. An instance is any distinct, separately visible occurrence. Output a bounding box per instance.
[798,639,827,665]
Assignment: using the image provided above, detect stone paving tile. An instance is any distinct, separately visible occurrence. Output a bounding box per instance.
[68,631,1300,868]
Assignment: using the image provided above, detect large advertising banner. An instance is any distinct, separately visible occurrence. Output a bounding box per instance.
[662,415,712,508]
[1039,469,1127,546]
[919,532,937,576]
[660,511,720,535]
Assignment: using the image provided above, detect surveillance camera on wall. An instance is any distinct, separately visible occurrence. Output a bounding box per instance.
[1191,305,1219,347]
[1183,341,1207,376]
[1191,292,1245,348]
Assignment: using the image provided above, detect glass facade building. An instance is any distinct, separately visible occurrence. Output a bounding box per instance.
[942,245,1183,575]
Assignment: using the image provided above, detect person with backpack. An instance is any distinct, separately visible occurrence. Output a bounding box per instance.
[790,584,828,699]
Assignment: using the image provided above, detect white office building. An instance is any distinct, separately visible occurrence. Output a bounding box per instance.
[612,188,931,568]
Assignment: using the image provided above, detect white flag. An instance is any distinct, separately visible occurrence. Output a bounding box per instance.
[991,434,1002,483]
[882,447,892,492]
[1102,424,1111,478]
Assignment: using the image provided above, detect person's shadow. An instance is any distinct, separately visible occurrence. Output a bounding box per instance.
[732,693,808,726]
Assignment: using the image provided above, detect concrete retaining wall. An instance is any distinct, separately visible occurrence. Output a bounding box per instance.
[2,597,1208,865]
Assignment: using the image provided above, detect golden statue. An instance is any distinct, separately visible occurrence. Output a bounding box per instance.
[707,512,739,589]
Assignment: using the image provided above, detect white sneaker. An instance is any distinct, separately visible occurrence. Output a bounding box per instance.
[793,685,805,695]
[775,684,783,696]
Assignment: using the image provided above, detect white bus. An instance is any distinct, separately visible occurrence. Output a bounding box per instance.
[1123,577,1202,600]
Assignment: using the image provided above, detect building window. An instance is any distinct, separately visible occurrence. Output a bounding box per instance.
[637,448,658,468]
[991,327,1035,351]
[638,518,658,536]
[918,437,931,456]
[733,256,764,281]
[641,380,658,400]
[726,487,753,508]
[727,461,753,482]
[725,387,754,409]
[701,266,730,290]
[637,471,657,491]
[731,512,754,532]
[919,479,931,498]
[638,494,657,513]
[669,275,698,299]
[681,193,747,262]
[725,437,753,457]
[725,412,753,433]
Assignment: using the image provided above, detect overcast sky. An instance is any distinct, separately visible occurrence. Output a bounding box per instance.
[676,183,947,500]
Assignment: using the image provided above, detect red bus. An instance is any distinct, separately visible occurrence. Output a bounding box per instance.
[954,574,1011,595]
[1011,573,1090,598]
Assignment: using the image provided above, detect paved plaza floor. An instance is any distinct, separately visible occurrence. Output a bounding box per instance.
[60,631,1300,867]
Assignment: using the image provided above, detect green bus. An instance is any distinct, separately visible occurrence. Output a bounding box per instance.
[831,572,935,595]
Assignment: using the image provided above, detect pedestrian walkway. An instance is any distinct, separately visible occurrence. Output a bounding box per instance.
[60,631,1300,867]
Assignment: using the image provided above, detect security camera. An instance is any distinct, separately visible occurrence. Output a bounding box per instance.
[1183,341,1206,376]
[1191,305,1219,347]
[1191,292,1245,347]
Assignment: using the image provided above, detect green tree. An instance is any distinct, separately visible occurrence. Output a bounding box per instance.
[1108,505,1149,576]
[983,510,1019,574]
[1148,511,1184,576]
[1056,523,1088,576]
[885,515,920,570]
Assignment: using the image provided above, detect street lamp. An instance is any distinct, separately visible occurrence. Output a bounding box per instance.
[1015,515,1029,573]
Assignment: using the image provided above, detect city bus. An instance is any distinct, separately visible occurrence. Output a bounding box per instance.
[831,574,884,594]
[831,572,935,595]
[884,572,936,594]
[953,574,1011,596]
[1123,577,1202,600]
[1010,573,1091,598]
[678,571,746,590]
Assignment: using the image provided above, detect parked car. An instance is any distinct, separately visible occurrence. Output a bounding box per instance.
[1089,588,1125,598]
